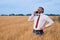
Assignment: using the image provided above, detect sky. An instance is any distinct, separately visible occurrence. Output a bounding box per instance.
[0,0,60,15]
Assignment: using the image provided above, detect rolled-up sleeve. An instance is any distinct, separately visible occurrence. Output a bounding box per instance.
[28,14,34,22]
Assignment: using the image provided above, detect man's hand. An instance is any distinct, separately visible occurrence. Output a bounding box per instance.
[33,11,37,15]
[41,27,46,30]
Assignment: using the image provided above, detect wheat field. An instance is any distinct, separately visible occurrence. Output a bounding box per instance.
[0,16,60,40]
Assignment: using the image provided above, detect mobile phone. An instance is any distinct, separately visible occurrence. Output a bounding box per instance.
[36,11,38,13]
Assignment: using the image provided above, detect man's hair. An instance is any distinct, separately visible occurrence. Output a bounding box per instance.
[39,7,44,13]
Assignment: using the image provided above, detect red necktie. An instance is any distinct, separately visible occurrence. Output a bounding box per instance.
[35,15,40,28]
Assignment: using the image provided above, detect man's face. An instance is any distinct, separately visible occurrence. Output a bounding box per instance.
[38,8,43,13]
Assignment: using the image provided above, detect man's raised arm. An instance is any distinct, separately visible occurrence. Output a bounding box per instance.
[28,11,36,22]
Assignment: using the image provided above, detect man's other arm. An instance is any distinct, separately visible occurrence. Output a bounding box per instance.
[45,15,54,27]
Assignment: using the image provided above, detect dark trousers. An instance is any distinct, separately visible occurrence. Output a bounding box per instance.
[33,30,44,35]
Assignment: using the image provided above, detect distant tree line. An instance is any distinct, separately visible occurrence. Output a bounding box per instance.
[0,14,32,16]
[45,14,60,16]
[0,14,60,16]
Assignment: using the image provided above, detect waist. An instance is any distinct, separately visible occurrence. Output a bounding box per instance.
[33,28,42,30]
[33,26,44,30]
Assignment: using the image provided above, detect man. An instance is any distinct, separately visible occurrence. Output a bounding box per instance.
[28,7,54,35]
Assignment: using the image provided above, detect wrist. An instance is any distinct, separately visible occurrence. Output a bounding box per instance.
[41,27,46,30]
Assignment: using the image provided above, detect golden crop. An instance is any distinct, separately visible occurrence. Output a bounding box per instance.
[0,16,60,40]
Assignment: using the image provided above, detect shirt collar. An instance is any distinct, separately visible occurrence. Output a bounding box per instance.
[39,13,43,15]
[35,13,43,16]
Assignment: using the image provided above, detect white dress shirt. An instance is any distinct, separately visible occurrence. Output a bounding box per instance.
[28,13,54,30]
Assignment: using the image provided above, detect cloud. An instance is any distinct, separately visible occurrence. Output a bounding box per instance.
[0,0,60,14]
[36,0,60,14]
[0,0,17,4]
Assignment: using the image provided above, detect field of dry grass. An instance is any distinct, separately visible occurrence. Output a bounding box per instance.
[0,16,60,40]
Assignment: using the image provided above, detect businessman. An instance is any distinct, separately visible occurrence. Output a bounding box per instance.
[28,7,54,35]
